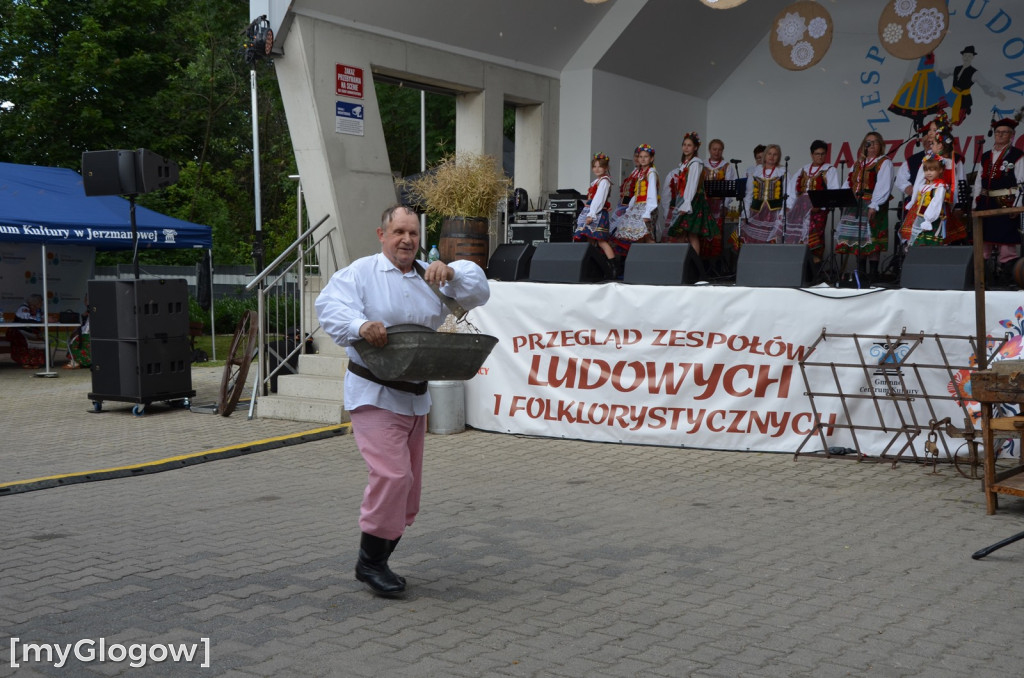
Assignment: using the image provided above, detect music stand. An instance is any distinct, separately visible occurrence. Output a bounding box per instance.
[808,188,857,285]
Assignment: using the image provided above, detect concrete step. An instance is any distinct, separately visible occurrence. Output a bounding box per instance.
[256,394,350,424]
[298,352,348,377]
[276,372,344,400]
[313,336,347,357]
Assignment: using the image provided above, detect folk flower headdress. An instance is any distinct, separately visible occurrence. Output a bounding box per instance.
[637,143,655,155]
[593,152,609,162]
[683,131,701,146]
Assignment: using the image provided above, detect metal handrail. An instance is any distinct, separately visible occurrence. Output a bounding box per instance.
[245,213,338,419]
[245,213,331,293]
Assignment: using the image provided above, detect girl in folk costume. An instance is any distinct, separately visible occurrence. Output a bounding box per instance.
[835,131,893,282]
[703,138,736,258]
[663,132,718,254]
[900,155,948,247]
[612,143,659,247]
[574,153,617,271]
[914,113,968,244]
[785,140,839,261]
[611,147,642,228]
[742,144,786,244]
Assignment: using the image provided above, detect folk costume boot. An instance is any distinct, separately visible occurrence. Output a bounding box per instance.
[868,260,880,287]
[388,536,406,586]
[355,532,406,596]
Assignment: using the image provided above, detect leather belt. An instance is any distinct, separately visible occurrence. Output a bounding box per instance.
[348,362,427,395]
[981,188,1019,198]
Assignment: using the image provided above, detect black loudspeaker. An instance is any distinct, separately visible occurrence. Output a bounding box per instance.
[82,150,137,196]
[900,246,973,290]
[548,212,575,243]
[134,149,180,193]
[88,279,190,340]
[82,148,180,196]
[736,244,812,288]
[91,337,191,399]
[487,243,535,280]
[623,243,704,285]
[529,242,606,283]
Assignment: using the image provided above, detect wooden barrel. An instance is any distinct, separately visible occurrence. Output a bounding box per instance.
[439,216,489,269]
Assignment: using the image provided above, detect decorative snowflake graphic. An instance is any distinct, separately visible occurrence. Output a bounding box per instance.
[882,22,903,44]
[894,0,917,18]
[790,41,815,68]
[907,7,944,44]
[808,17,828,40]
[776,12,806,47]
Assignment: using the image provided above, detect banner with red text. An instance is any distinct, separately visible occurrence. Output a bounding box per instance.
[465,282,1023,456]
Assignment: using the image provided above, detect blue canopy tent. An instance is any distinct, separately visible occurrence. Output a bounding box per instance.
[0,162,211,249]
[0,162,214,373]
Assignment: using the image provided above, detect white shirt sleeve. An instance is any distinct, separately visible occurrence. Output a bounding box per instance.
[825,165,840,190]
[870,159,894,211]
[587,177,610,219]
[922,184,945,224]
[786,165,803,210]
[642,167,659,220]
[744,166,757,216]
[894,162,913,197]
[681,160,702,212]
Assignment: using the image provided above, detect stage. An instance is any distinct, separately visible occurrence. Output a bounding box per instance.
[464,281,1024,458]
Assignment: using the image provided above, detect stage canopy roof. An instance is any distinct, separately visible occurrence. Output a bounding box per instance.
[0,163,212,250]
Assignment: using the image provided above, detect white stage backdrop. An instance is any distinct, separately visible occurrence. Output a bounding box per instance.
[465,282,1024,456]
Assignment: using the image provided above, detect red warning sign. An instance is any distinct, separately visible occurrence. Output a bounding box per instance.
[336,64,364,99]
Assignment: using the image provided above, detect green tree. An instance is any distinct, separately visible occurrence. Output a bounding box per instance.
[0,0,297,267]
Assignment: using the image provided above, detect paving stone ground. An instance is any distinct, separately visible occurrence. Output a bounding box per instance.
[1,360,1023,677]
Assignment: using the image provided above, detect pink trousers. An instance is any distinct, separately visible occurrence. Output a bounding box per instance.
[350,406,426,540]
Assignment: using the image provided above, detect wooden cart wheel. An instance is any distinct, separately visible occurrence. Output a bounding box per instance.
[218,310,258,417]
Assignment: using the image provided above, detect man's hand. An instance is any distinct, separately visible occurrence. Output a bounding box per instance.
[422,260,454,286]
[359,320,388,347]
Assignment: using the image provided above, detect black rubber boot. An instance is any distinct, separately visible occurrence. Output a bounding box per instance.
[868,260,879,287]
[388,536,406,586]
[355,532,406,596]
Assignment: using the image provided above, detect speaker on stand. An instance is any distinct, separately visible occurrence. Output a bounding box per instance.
[735,244,813,288]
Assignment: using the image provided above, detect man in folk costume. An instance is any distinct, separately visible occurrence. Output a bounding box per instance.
[975,114,1024,286]
[937,46,1006,126]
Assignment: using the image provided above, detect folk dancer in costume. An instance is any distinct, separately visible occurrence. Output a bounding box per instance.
[887,52,949,129]
[835,131,894,284]
[914,112,967,245]
[785,139,839,261]
[937,46,1007,126]
[574,153,618,277]
[974,115,1024,285]
[900,154,949,248]
[663,132,717,256]
[612,143,659,250]
[742,144,786,244]
[613,147,643,224]
[315,205,490,597]
[703,138,737,258]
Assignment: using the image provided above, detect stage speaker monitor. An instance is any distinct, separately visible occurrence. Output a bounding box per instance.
[82,149,179,196]
[134,149,180,193]
[624,243,703,285]
[736,244,812,288]
[487,243,535,281]
[82,149,137,196]
[529,242,606,283]
[900,246,973,290]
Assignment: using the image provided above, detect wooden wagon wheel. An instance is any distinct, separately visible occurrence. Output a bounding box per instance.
[218,310,258,417]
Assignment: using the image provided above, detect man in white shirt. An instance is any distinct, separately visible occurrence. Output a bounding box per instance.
[316,205,491,596]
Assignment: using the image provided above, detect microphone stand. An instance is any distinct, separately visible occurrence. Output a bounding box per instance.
[782,156,790,243]
[731,159,748,246]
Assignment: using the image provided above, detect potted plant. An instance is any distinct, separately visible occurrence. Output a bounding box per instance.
[404,153,511,269]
